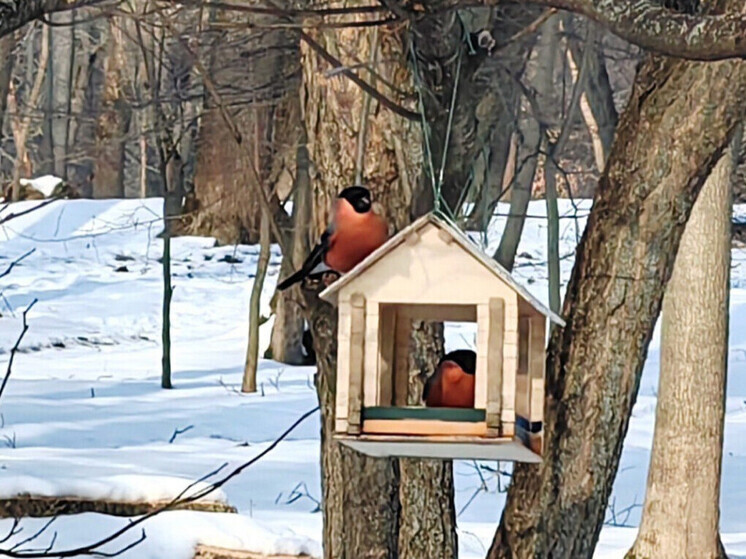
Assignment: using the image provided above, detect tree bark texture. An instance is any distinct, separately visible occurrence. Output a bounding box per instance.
[268,137,311,365]
[492,14,553,270]
[190,8,299,244]
[0,32,18,150]
[304,293,400,559]
[409,6,541,217]
[243,208,271,393]
[488,41,746,559]
[398,321,457,559]
[627,140,734,559]
[301,12,458,558]
[93,17,131,198]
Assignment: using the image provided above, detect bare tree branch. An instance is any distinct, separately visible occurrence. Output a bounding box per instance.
[0,250,35,281]
[0,406,319,557]
[493,0,746,61]
[0,299,38,404]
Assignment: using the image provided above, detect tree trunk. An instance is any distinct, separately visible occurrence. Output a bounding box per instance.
[67,16,105,197]
[243,207,271,393]
[627,135,735,559]
[493,15,556,271]
[301,13,457,558]
[10,24,50,201]
[268,135,311,365]
[398,321,457,559]
[93,17,131,198]
[189,9,297,245]
[0,33,18,153]
[41,22,54,175]
[566,17,618,166]
[488,46,746,559]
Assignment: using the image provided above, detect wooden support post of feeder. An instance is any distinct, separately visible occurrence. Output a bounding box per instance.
[485,297,505,438]
[347,293,366,434]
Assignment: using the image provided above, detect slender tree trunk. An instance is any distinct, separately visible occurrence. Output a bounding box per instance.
[10,24,50,201]
[627,134,736,559]
[537,18,562,314]
[0,33,17,139]
[50,11,75,180]
[67,17,104,197]
[489,38,746,559]
[161,201,173,390]
[493,16,556,271]
[269,134,311,365]
[41,23,54,174]
[243,207,271,393]
[243,116,272,393]
[566,17,618,167]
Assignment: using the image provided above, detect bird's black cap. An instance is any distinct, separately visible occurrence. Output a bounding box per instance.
[339,185,372,213]
[438,349,477,375]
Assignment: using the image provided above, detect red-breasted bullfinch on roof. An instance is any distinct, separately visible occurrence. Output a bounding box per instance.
[277,186,388,291]
[423,349,477,408]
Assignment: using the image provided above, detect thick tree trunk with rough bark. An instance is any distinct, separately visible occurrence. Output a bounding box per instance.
[190,10,299,245]
[301,14,457,559]
[489,45,746,559]
[627,138,735,559]
[398,321,457,559]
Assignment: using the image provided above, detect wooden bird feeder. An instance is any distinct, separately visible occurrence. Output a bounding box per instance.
[319,214,564,462]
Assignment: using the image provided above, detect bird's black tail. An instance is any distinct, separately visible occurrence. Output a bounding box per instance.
[277,268,307,291]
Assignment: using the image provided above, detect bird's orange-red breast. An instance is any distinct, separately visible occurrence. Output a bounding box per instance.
[424,350,476,408]
[325,196,388,273]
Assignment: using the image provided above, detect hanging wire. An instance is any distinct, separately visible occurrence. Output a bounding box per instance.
[436,45,463,218]
[409,38,439,210]
[408,14,469,229]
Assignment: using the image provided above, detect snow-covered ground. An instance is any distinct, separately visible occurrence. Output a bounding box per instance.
[0,197,745,558]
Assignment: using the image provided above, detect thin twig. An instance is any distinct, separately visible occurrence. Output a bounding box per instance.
[0,199,59,227]
[0,300,38,404]
[300,31,419,121]
[0,250,35,281]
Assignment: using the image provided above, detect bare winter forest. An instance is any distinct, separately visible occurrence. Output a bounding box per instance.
[2,0,746,558]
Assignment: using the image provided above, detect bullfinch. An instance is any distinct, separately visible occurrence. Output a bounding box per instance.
[423,349,477,408]
[277,186,388,291]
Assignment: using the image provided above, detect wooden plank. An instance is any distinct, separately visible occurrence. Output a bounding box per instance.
[378,305,396,406]
[397,303,476,323]
[394,312,411,406]
[347,293,366,434]
[475,304,489,410]
[335,301,351,429]
[528,315,546,424]
[363,300,380,407]
[363,419,487,437]
[486,298,505,437]
[362,406,486,422]
[515,374,530,418]
[195,545,307,559]
[335,418,348,434]
[501,298,518,434]
[336,226,525,306]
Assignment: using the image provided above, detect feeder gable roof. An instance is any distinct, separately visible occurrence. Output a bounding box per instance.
[319,213,565,326]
